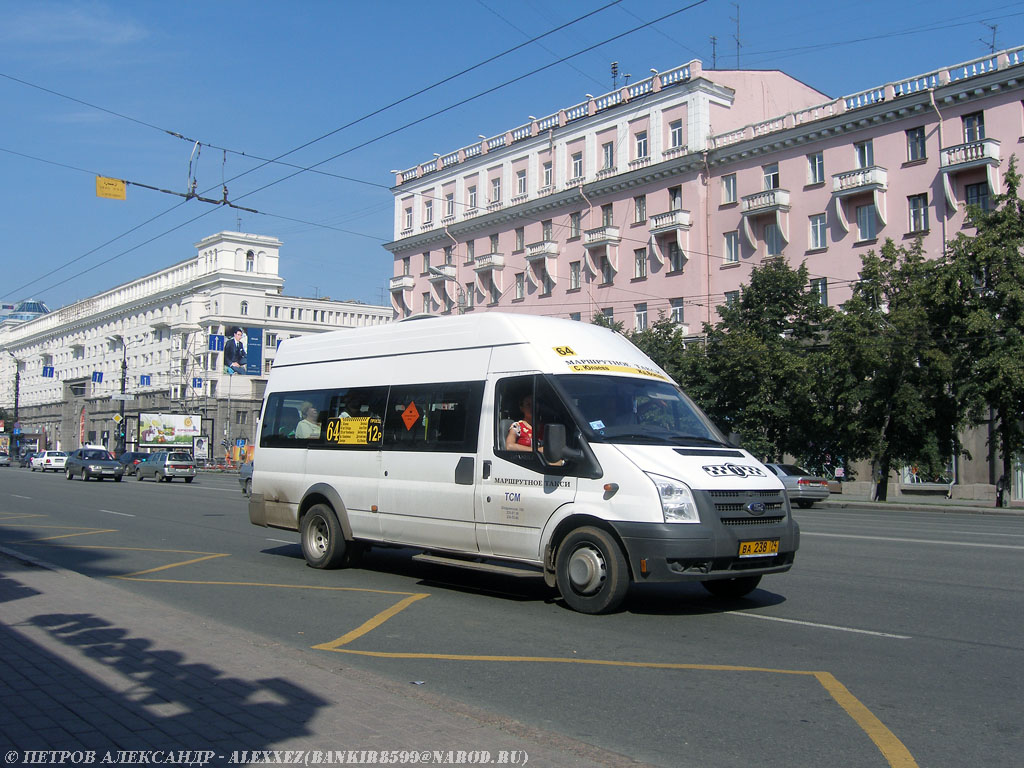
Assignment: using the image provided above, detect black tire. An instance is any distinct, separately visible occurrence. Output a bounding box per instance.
[796,500,814,509]
[300,504,348,569]
[81,469,89,482]
[136,471,144,481]
[555,526,630,614]
[244,479,252,497]
[65,468,73,480]
[701,575,762,599]
[114,476,122,482]
[184,477,194,483]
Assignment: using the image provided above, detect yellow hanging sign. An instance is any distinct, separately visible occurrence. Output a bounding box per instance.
[96,176,126,200]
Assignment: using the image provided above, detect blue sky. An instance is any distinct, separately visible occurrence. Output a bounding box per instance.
[3,0,1024,311]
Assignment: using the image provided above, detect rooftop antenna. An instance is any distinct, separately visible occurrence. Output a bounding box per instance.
[611,61,619,89]
[731,3,741,68]
[980,22,998,53]
[710,35,718,69]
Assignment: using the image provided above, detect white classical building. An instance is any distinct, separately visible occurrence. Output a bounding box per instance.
[0,231,393,459]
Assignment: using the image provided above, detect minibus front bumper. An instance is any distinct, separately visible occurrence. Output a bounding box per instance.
[609,520,799,583]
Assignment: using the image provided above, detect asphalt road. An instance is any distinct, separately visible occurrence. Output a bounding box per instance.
[1,466,1022,767]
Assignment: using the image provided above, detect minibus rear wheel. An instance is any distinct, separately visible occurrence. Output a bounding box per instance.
[555,526,629,614]
[301,504,348,569]
[701,575,761,599]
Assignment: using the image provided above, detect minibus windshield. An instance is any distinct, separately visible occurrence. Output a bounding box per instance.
[554,374,729,446]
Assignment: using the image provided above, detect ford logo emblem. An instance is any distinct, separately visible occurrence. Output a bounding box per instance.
[746,502,766,516]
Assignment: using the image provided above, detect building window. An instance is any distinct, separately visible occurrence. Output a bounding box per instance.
[423,199,433,223]
[601,307,614,322]
[724,231,740,264]
[965,182,990,212]
[443,294,453,314]
[442,246,452,265]
[810,278,828,306]
[722,174,737,204]
[489,276,501,304]
[669,120,683,148]
[490,177,501,203]
[763,163,780,190]
[963,111,985,142]
[570,212,582,238]
[422,292,431,313]
[724,290,740,308]
[669,186,682,211]
[855,140,874,169]
[542,219,553,241]
[266,332,278,348]
[465,283,474,310]
[445,193,455,217]
[515,227,525,252]
[467,185,477,209]
[543,161,552,187]
[402,257,410,275]
[602,142,615,169]
[404,207,413,230]
[906,127,927,162]
[634,303,648,332]
[634,195,646,223]
[571,152,584,179]
[807,152,824,184]
[246,250,255,272]
[569,312,581,321]
[670,298,684,324]
[466,240,475,262]
[668,242,685,272]
[569,261,581,290]
[635,130,648,159]
[765,223,783,256]
[516,170,527,195]
[422,252,430,274]
[601,204,614,227]
[634,248,647,279]
[489,234,499,253]
[515,273,525,300]
[240,301,248,316]
[809,214,827,249]
[856,204,877,241]
[908,194,929,233]
[600,255,614,284]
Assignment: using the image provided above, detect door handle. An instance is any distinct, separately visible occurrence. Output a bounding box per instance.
[482,460,491,479]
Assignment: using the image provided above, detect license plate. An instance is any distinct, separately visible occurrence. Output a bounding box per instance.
[739,539,779,558]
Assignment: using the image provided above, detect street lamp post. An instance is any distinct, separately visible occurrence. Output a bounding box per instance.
[6,352,20,455]
[107,336,129,454]
[426,266,467,313]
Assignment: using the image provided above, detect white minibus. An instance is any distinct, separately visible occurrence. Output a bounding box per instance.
[249,313,798,614]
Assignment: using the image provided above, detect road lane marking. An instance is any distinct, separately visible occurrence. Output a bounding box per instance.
[312,593,431,650]
[100,509,135,517]
[11,494,31,499]
[726,611,911,639]
[267,538,295,544]
[802,531,1024,550]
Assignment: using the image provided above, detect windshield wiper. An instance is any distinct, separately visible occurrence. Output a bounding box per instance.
[665,435,732,447]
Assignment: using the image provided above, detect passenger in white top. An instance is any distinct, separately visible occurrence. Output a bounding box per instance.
[295,403,321,439]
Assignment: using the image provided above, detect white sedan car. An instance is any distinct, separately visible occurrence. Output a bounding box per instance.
[31,451,68,472]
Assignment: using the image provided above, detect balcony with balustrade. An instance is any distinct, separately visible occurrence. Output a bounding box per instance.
[426,264,457,284]
[649,209,693,236]
[473,252,506,273]
[741,188,791,215]
[940,138,1001,209]
[389,274,415,293]
[583,226,622,250]
[832,166,888,197]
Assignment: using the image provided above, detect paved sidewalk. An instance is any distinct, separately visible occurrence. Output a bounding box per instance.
[0,548,645,767]
[819,494,1024,516]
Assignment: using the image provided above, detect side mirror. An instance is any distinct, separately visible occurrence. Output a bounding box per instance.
[542,424,584,464]
[727,431,742,448]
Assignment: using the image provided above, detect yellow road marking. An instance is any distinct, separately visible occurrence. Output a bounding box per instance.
[19,529,118,541]
[116,554,230,577]
[312,593,430,650]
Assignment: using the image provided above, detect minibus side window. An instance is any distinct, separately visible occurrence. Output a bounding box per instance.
[383,381,483,452]
[317,385,389,450]
[261,392,324,448]
[495,375,579,472]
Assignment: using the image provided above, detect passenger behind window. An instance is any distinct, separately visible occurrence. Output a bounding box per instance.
[505,393,534,452]
[295,402,321,439]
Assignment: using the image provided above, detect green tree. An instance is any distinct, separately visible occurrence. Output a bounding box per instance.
[676,259,832,461]
[935,158,1024,491]
[829,238,955,500]
[627,314,689,383]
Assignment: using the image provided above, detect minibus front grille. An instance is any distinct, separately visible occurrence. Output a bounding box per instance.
[720,515,785,526]
[708,490,782,499]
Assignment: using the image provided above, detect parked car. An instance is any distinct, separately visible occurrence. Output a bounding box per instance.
[117,451,150,476]
[765,463,831,508]
[0,452,10,467]
[239,462,253,496]
[136,451,196,483]
[31,451,68,472]
[65,447,125,481]
[19,451,38,468]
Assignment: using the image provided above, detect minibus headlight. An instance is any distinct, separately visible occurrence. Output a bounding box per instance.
[645,473,700,523]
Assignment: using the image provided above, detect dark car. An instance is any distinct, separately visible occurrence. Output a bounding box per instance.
[137,451,196,483]
[117,451,150,476]
[239,462,253,496]
[20,451,39,468]
[65,447,125,482]
[765,463,830,508]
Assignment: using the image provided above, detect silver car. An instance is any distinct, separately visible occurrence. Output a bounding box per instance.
[136,451,197,483]
[0,452,10,467]
[765,463,830,508]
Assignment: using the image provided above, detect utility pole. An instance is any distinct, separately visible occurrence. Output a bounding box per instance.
[731,3,741,68]
[117,342,127,454]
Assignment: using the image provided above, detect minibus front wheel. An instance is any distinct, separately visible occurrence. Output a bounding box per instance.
[555,526,630,614]
[301,504,349,569]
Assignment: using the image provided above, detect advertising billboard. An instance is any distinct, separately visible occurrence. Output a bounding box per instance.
[221,326,263,376]
[139,413,202,447]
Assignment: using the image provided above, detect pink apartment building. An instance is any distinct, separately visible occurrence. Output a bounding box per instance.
[385,48,1024,497]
